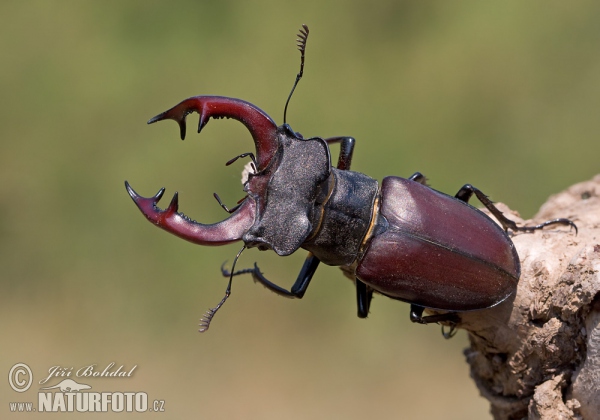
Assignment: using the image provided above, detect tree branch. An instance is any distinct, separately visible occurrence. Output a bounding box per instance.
[457,175,600,419]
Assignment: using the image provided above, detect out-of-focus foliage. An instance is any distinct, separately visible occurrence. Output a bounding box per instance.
[1,1,598,419]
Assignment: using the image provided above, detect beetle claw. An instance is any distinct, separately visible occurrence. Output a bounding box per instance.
[514,217,578,235]
[442,323,458,339]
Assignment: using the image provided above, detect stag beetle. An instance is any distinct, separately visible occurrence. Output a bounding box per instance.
[126,25,576,335]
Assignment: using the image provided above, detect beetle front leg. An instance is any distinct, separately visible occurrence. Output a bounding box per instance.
[222,253,321,299]
[455,184,577,234]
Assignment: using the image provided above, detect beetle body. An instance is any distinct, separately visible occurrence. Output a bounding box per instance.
[126,95,574,333]
[356,176,519,311]
[126,19,575,334]
[236,127,519,313]
[255,132,521,311]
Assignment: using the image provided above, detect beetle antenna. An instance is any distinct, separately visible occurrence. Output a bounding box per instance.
[283,24,309,124]
[198,245,246,333]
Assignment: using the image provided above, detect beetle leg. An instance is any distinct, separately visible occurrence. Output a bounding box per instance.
[441,324,458,339]
[213,193,246,214]
[455,184,578,234]
[222,253,321,299]
[409,304,460,325]
[408,172,428,186]
[356,279,374,318]
[324,136,355,170]
[225,152,257,168]
[248,130,354,295]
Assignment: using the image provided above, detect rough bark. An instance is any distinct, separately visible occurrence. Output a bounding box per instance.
[455,175,600,420]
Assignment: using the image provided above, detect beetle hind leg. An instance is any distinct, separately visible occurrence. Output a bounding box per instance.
[356,279,374,318]
[454,184,577,234]
[410,304,460,338]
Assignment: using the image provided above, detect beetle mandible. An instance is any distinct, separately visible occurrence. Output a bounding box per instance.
[125,25,576,335]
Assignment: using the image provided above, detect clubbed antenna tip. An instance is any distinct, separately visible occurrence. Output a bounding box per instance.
[283,24,310,124]
[198,245,246,333]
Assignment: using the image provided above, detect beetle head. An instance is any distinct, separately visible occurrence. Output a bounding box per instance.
[126,95,280,247]
[243,124,331,255]
[126,100,331,254]
[126,25,319,255]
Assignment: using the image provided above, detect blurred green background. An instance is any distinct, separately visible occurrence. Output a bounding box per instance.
[2,1,598,419]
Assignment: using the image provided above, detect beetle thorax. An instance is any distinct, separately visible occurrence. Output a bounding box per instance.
[302,168,380,266]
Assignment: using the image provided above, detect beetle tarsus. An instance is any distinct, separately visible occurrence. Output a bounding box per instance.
[455,183,578,234]
[441,323,458,339]
[410,304,460,326]
[511,218,578,235]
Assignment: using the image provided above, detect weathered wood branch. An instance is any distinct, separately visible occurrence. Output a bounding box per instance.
[457,175,600,419]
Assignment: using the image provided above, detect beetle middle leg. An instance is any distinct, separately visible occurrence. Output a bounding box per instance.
[220,138,356,302]
[325,136,379,318]
[454,184,577,234]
